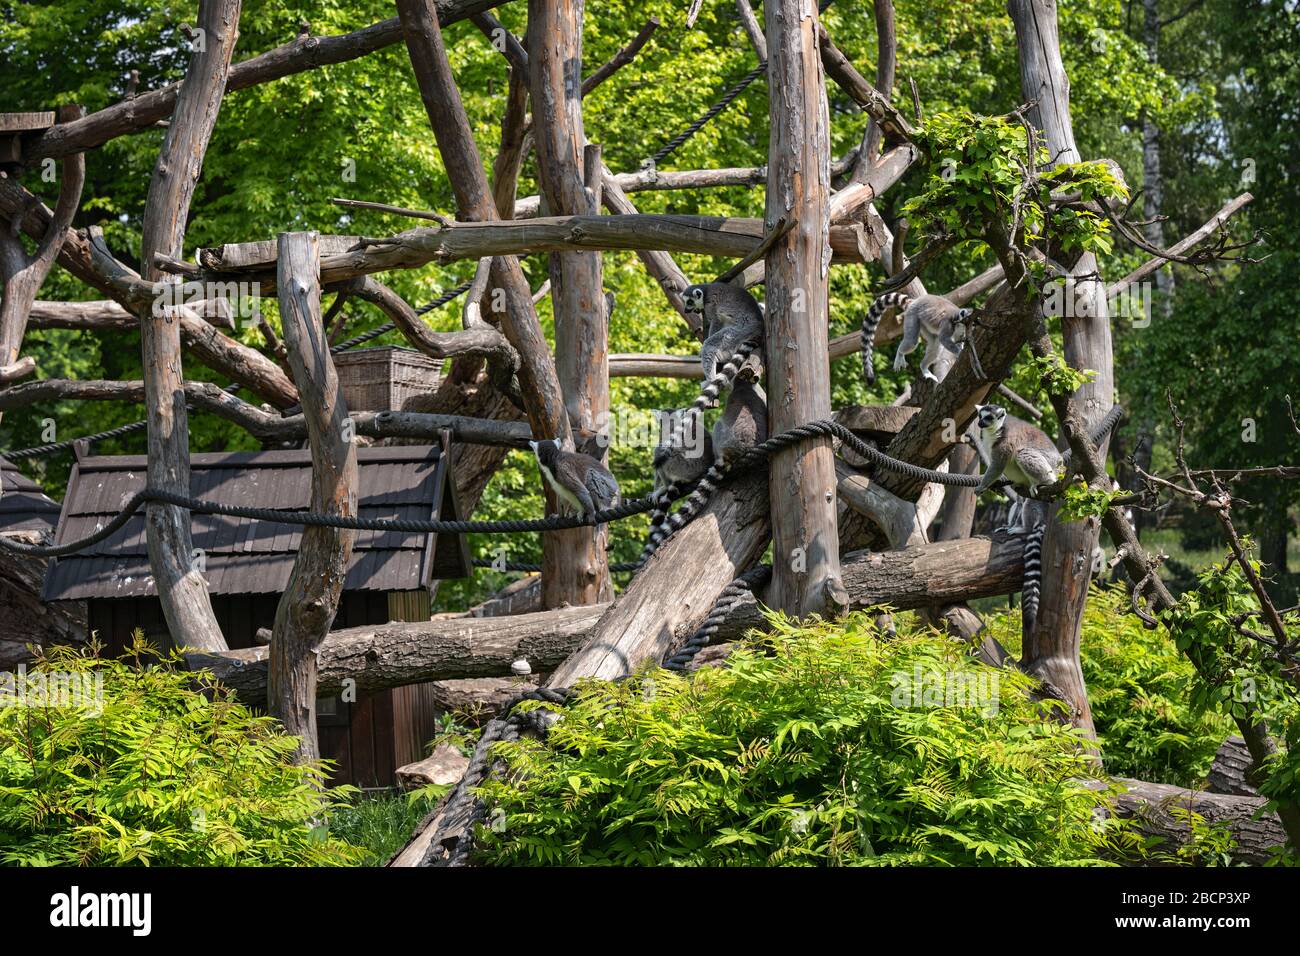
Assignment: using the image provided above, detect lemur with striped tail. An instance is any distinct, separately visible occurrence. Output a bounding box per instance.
[644,409,714,552]
[641,376,768,561]
[685,282,765,399]
[860,292,974,386]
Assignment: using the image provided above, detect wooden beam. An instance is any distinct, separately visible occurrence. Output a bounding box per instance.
[197,532,1028,703]
[528,0,612,607]
[21,1,503,162]
[763,0,845,618]
[137,0,240,655]
[1010,0,1114,739]
[268,231,358,763]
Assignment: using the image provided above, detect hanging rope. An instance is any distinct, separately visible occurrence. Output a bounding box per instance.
[0,419,981,558]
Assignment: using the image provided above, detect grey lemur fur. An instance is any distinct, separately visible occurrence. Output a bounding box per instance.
[644,410,714,552]
[860,292,973,386]
[685,282,764,399]
[641,376,768,561]
[529,439,620,519]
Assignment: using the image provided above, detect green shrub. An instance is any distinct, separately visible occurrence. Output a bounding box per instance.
[474,614,1139,866]
[0,638,362,866]
[985,587,1232,787]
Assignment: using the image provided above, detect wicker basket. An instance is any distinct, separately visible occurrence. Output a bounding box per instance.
[333,347,444,413]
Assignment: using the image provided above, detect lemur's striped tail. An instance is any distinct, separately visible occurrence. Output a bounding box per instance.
[640,460,729,561]
[694,343,755,413]
[860,292,911,386]
[1021,520,1047,634]
[640,480,685,564]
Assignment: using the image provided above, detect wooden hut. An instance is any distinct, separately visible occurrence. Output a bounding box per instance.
[41,440,471,788]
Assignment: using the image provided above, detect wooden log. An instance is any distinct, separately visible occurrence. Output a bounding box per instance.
[22,2,501,162]
[0,532,88,669]
[193,216,875,280]
[528,0,612,608]
[1010,0,1114,739]
[269,231,358,764]
[194,532,1028,702]
[1101,777,1285,865]
[177,316,299,409]
[0,104,85,417]
[29,298,234,331]
[1207,736,1258,797]
[548,471,772,685]
[762,0,845,618]
[192,604,605,703]
[137,0,239,655]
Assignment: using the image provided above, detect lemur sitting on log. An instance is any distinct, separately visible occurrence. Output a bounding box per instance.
[641,375,768,562]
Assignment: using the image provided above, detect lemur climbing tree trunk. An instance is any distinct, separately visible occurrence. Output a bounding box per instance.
[527,0,613,607]
[763,0,846,618]
[137,0,241,654]
[1009,0,1115,738]
[269,232,358,764]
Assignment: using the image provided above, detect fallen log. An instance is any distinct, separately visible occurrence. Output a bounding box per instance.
[190,604,605,703]
[195,533,1028,703]
[1104,777,1285,865]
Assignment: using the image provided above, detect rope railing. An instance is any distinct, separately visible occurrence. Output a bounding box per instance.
[0,419,983,558]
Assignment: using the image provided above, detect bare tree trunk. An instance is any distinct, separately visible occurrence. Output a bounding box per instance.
[1009,0,1114,738]
[763,0,845,618]
[397,0,576,612]
[0,105,85,395]
[137,0,241,654]
[527,0,613,607]
[268,232,358,764]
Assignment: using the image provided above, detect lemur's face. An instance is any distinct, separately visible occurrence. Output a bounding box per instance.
[683,285,706,314]
[976,404,1007,432]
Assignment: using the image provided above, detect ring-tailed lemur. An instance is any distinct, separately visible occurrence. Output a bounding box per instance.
[685,282,764,398]
[640,376,768,561]
[529,439,620,519]
[860,292,974,386]
[644,409,714,551]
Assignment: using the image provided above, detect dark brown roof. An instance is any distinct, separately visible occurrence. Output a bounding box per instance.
[1,457,61,533]
[43,444,470,601]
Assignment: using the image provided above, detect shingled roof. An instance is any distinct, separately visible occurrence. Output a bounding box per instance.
[1,457,61,534]
[43,444,469,601]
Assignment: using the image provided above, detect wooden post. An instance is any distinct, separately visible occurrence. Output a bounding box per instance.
[763,0,846,617]
[397,0,577,608]
[137,0,240,654]
[1009,0,1114,736]
[0,105,85,394]
[527,0,612,607]
[269,231,358,764]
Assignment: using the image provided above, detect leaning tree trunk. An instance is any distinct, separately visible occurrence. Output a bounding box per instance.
[137,0,241,654]
[268,232,358,764]
[1009,0,1114,738]
[527,0,613,607]
[763,0,846,617]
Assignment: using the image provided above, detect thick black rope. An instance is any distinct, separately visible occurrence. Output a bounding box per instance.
[647,0,835,167]
[0,420,979,559]
[663,564,772,670]
[471,557,641,574]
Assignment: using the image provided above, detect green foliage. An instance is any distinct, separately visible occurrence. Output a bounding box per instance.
[0,637,361,866]
[1058,480,1119,523]
[474,613,1138,866]
[1028,353,1096,398]
[327,789,442,867]
[1162,559,1299,815]
[989,587,1231,788]
[902,110,1126,264]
